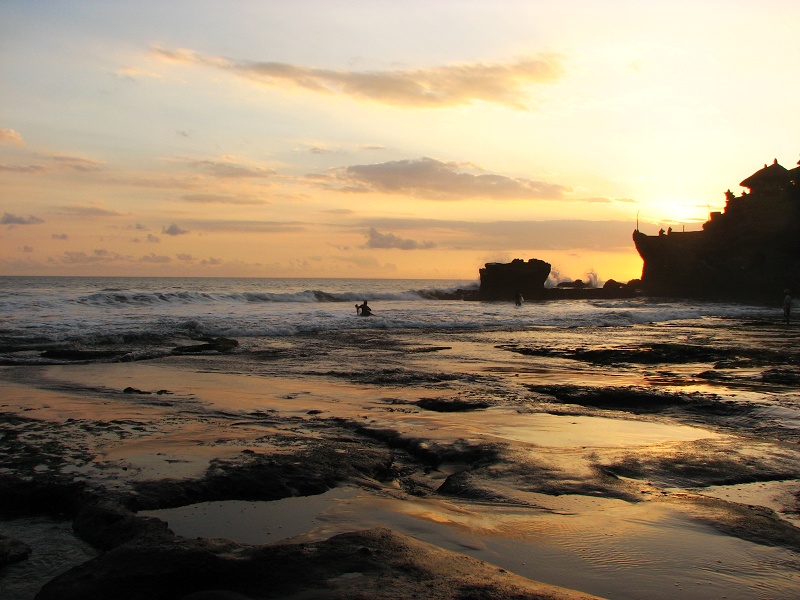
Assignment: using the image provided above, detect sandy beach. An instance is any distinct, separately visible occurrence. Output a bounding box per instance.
[2,308,800,599]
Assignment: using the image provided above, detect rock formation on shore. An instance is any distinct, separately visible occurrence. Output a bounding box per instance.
[478,258,551,301]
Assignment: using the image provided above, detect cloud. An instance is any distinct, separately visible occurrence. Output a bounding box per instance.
[0,164,46,173]
[51,233,69,240]
[41,154,104,172]
[2,213,44,225]
[162,223,189,236]
[59,250,131,264]
[152,46,564,109]
[307,146,339,155]
[327,157,569,201]
[181,193,266,205]
[114,66,163,81]
[184,220,306,233]
[0,153,103,175]
[361,218,636,251]
[176,157,275,179]
[0,129,24,144]
[140,253,171,263]
[54,205,124,216]
[364,227,435,250]
[332,253,398,272]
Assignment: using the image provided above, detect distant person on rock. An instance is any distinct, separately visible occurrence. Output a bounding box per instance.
[783,290,792,324]
[356,300,372,316]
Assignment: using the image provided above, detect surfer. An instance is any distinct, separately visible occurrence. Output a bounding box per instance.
[356,300,372,316]
[783,289,791,324]
[514,291,523,306]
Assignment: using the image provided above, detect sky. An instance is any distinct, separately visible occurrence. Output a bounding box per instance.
[1,0,799,283]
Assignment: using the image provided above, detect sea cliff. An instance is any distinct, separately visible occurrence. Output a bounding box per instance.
[634,158,800,300]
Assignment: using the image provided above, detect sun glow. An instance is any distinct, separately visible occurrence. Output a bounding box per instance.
[2,1,798,279]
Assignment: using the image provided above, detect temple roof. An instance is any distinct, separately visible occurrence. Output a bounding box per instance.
[739,158,790,189]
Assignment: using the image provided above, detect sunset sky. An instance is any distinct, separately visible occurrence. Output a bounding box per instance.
[2,1,798,282]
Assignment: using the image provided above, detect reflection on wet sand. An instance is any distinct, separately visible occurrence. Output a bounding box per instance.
[2,315,800,599]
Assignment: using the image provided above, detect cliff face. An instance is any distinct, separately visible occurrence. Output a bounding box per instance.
[478,258,551,300]
[633,159,800,300]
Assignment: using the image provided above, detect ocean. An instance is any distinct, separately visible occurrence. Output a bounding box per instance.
[0,276,783,361]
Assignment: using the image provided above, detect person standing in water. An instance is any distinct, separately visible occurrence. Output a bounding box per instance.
[356,300,372,316]
[783,289,792,324]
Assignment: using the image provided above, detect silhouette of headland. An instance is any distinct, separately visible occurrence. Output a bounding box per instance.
[633,158,800,300]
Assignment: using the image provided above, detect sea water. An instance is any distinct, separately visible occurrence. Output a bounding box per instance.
[0,276,779,359]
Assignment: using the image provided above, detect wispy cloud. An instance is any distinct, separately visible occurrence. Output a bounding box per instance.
[185,220,307,234]
[0,153,103,175]
[152,46,564,109]
[162,223,189,236]
[365,227,435,250]
[324,157,569,201]
[41,154,105,172]
[173,156,276,179]
[181,193,267,205]
[53,205,125,217]
[0,129,24,145]
[114,66,163,81]
[59,250,132,264]
[2,213,44,225]
[0,164,46,174]
[139,253,171,263]
[361,218,636,251]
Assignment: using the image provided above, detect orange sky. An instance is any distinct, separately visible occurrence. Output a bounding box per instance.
[2,1,799,283]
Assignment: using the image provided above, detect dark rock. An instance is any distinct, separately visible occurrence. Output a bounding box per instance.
[0,534,32,566]
[527,384,749,417]
[128,442,396,511]
[180,592,255,600]
[0,475,86,517]
[477,258,551,301]
[761,367,800,384]
[73,500,171,551]
[35,527,598,600]
[173,338,239,354]
[556,279,586,289]
[123,387,150,394]
[40,349,128,360]
[437,471,501,501]
[416,398,491,412]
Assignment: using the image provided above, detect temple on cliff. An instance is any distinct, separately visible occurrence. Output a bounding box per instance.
[633,158,800,299]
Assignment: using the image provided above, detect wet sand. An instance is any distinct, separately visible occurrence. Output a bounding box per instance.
[1,318,800,598]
